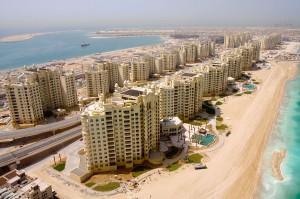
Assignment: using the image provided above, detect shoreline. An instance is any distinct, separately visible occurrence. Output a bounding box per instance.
[226,61,298,199]
[271,149,287,181]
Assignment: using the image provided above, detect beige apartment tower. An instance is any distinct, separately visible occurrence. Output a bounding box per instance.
[85,65,109,97]
[5,80,44,128]
[197,62,228,97]
[81,87,160,172]
[60,70,78,108]
[130,61,150,82]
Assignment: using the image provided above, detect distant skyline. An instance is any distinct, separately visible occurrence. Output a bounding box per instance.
[0,0,299,35]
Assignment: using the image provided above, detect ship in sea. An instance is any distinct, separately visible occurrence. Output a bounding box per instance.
[81,42,90,47]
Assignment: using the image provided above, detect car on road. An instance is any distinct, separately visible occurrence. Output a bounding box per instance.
[194,163,207,170]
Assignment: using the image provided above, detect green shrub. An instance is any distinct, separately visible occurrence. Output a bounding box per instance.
[93,182,120,192]
[86,182,96,187]
[244,91,253,94]
[216,101,222,105]
[167,163,181,172]
[216,124,228,130]
[216,117,223,122]
[235,93,243,96]
[187,154,203,163]
[211,97,217,101]
[53,163,65,172]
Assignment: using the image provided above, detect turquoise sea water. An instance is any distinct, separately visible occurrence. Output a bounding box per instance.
[258,61,300,198]
[0,31,164,71]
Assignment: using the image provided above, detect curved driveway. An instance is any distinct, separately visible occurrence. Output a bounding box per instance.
[0,116,80,140]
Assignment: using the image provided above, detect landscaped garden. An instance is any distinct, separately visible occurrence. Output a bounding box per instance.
[167,163,182,172]
[216,124,228,130]
[93,182,120,192]
[216,101,223,105]
[53,162,66,172]
[186,153,203,163]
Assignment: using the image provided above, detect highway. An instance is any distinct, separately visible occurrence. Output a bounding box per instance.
[0,116,80,140]
[0,126,82,168]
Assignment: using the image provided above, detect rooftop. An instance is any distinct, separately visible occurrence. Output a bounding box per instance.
[160,117,183,127]
[121,88,144,97]
[181,72,197,77]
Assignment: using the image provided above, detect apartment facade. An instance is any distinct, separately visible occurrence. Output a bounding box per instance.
[260,33,281,50]
[60,71,78,108]
[81,87,160,172]
[197,62,228,97]
[4,81,44,128]
[85,65,109,97]
[224,33,252,48]
[236,46,254,71]
[130,61,150,82]
[221,54,243,79]
[157,72,204,121]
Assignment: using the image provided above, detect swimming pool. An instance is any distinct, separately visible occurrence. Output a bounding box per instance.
[242,84,256,89]
[194,134,216,146]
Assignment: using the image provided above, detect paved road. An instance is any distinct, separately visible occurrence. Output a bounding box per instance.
[0,126,82,168]
[0,116,80,140]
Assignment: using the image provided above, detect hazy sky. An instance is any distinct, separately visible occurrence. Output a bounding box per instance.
[0,0,299,32]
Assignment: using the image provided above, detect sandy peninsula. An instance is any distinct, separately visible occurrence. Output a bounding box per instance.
[0,32,49,43]
[272,149,286,181]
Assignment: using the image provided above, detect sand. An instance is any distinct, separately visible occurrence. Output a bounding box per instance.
[133,44,299,199]
[271,149,286,181]
[0,33,49,43]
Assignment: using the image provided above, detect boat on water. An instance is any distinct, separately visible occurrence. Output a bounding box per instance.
[81,42,90,47]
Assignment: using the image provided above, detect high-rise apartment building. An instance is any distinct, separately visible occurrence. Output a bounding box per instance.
[236,46,254,71]
[178,47,187,66]
[260,33,281,50]
[156,72,204,121]
[4,78,44,128]
[60,70,78,108]
[245,41,261,62]
[81,86,160,172]
[142,55,156,77]
[160,50,178,72]
[185,44,197,63]
[197,40,215,60]
[130,61,149,82]
[155,57,164,74]
[221,54,243,79]
[197,62,228,97]
[85,65,109,97]
[98,61,120,92]
[118,63,130,87]
[224,33,252,49]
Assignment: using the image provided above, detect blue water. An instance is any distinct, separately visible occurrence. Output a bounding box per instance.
[0,31,164,71]
[194,134,215,146]
[242,84,256,89]
[258,62,300,199]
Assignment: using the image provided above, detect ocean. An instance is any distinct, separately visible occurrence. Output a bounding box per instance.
[258,57,300,197]
[0,31,164,71]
